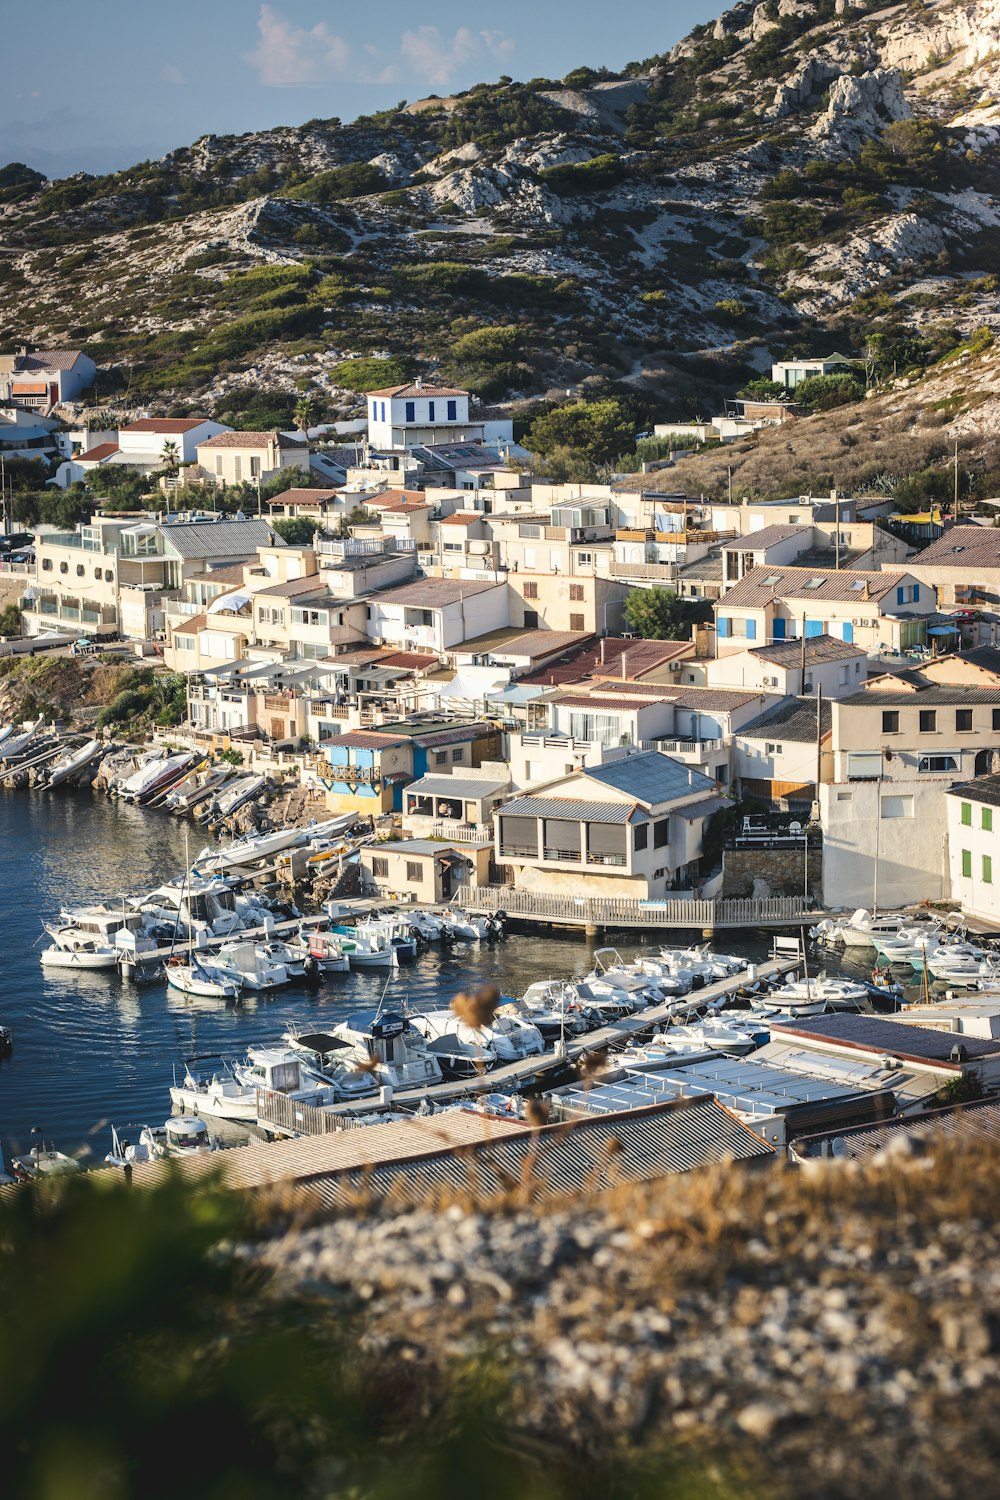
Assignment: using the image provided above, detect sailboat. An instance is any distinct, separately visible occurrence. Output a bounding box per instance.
[164,830,242,1000]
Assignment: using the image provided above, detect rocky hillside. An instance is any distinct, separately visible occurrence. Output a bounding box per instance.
[3,0,1000,427]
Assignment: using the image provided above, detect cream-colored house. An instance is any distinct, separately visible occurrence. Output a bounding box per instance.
[947,777,1000,923]
[196,430,309,486]
[899,526,1000,623]
[716,566,936,657]
[831,683,1000,783]
[360,838,493,902]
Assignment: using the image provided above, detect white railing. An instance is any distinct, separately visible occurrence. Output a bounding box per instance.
[427,821,493,842]
[608,562,679,581]
[462,885,810,929]
[640,739,727,754]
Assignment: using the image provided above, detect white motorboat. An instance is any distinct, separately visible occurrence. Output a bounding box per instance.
[105,1115,219,1168]
[408,1011,500,1077]
[519,981,597,1033]
[137,876,246,940]
[210,939,289,992]
[764,974,870,1011]
[812,909,915,949]
[353,915,419,964]
[170,1048,343,1122]
[166,954,242,1000]
[11,1135,81,1180]
[751,992,829,1017]
[195,826,307,872]
[297,928,351,974]
[659,1014,770,1055]
[166,766,234,814]
[329,924,397,968]
[0,714,44,762]
[208,774,267,819]
[437,906,498,942]
[40,936,118,969]
[40,905,149,970]
[47,738,102,788]
[292,1011,444,1092]
[117,752,194,804]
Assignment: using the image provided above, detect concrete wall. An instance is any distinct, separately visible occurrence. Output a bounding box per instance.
[819,778,950,908]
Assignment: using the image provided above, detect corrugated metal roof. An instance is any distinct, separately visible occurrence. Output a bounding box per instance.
[161,519,281,558]
[673,795,731,821]
[947,774,1000,809]
[558,1058,885,1120]
[498,796,648,825]
[583,751,716,803]
[284,1096,774,1209]
[405,774,508,800]
[793,1098,1000,1159]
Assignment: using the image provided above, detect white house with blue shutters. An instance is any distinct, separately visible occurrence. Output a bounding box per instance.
[714,564,937,658]
[365,380,513,451]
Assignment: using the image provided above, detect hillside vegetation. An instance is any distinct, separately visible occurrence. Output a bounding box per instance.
[3,0,1000,433]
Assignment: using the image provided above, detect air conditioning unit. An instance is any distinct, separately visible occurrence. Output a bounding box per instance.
[669,660,682,672]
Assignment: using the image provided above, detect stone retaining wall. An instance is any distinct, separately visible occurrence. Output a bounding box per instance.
[722,845,822,901]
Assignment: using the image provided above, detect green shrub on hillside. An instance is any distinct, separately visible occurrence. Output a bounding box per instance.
[285,162,388,203]
[332,356,411,392]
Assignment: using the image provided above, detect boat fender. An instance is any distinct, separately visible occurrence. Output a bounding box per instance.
[494,909,508,925]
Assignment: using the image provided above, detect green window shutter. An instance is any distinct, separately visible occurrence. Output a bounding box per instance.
[984,855,993,885]
[962,849,972,878]
[961,802,972,826]
[984,808,993,832]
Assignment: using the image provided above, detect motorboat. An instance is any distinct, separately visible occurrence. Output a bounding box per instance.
[624,955,695,995]
[165,954,242,1001]
[105,1115,219,1168]
[352,915,418,964]
[500,993,578,1043]
[751,991,829,1017]
[11,1136,82,1181]
[166,766,234,814]
[210,940,289,992]
[328,924,397,968]
[408,1011,499,1078]
[137,876,247,939]
[207,774,267,820]
[41,932,118,969]
[0,714,44,762]
[46,737,102,788]
[170,1049,340,1122]
[117,752,195,804]
[812,909,916,949]
[436,906,499,942]
[519,981,597,1034]
[659,1014,770,1055]
[297,928,351,974]
[764,973,870,1011]
[195,826,307,872]
[296,1010,444,1091]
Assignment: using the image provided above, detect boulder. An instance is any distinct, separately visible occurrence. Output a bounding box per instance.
[811,68,912,145]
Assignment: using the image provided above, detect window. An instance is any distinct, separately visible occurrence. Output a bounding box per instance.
[653,819,669,849]
[76,564,84,577]
[962,849,972,878]
[577,551,592,567]
[882,794,914,818]
[919,754,957,773]
[94,567,102,579]
[957,709,973,732]
[569,583,584,601]
[405,402,415,422]
[837,791,853,802]
[447,400,457,421]
[985,855,993,885]
[633,824,648,851]
[60,561,68,574]
[372,857,389,878]
[570,614,585,631]
[42,558,52,571]
[428,401,435,421]
[523,582,538,599]
[434,751,448,766]
[919,710,936,733]
[406,860,423,881]
[882,711,899,734]
[847,752,882,780]
[984,808,993,832]
[250,457,261,479]
[233,456,242,482]
[962,802,972,826]
[994,708,1000,731]
[215,455,223,476]
[452,748,464,763]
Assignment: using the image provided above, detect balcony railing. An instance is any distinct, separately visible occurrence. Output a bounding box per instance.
[542,846,582,863]
[586,851,627,867]
[499,843,539,859]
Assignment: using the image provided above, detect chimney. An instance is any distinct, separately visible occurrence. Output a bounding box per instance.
[621,650,628,681]
[600,637,606,665]
[862,579,870,600]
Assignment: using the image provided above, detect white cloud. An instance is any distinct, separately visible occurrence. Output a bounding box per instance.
[162,65,185,86]
[244,4,350,87]
[399,26,514,90]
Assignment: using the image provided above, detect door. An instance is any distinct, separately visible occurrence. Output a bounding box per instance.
[270,717,284,740]
[441,863,453,898]
[771,618,785,640]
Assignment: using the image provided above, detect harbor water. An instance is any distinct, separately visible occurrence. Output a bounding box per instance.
[0,787,925,1163]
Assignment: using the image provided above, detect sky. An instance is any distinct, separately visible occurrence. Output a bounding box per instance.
[1,0,719,179]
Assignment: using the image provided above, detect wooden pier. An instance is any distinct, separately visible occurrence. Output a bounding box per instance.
[460,886,814,936]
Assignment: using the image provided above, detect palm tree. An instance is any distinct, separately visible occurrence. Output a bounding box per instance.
[294,397,314,433]
[160,440,180,474]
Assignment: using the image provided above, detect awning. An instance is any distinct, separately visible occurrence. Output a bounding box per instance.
[927,625,960,635]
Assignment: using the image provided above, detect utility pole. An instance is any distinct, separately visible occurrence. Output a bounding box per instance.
[800,617,807,696]
[832,486,840,570]
[954,440,960,515]
[727,465,733,505]
[815,683,823,796]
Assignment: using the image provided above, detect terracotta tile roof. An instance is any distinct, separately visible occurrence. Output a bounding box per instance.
[172,613,208,635]
[375,578,500,607]
[120,418,212,434]
[76,441,119,463]
[366,384,467,398]
[556,694,658,710]
[436,512,482,527]
[329,730,410,749]
[520,636,690,687]
[721,565,908,609]
[749,634,865,665]
[196,431,306,449]
[13,349,85,372]
[271,487,340,504]
[377,651,439,669]
[379,500,433,513]
[365,489,427,508]
[909,525,1000,571]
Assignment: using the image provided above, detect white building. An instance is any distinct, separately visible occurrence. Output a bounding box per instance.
[366,577,509,655]
[195,431,310,486]
[0,347,97,408]
[946,777,1000,923]
[366,381,513,450]
[770,352,854,389]
[819,777,951,908]
[54,417,231,486]
[707,635,867,699]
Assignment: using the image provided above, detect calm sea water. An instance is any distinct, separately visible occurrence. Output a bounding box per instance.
[0,787,920,1166]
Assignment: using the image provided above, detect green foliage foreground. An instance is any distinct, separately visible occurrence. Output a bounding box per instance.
[0,1175,729,1500]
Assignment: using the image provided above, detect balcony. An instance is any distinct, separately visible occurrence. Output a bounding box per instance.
[608,561,679,582]
[499,843,539,859]
[542,846,582,863]
[586,850,627,867]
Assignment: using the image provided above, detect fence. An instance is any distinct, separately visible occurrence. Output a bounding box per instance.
[461,885,811,929]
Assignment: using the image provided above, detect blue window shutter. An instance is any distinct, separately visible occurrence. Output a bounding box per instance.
[913,583,920,602]
[805,618,823,638]
[447,399,457,420]
[772,618,785,640]
[746,619,757,640]
[380,401,385,421]
[405,401,415,422]
[897,586,904,605]
[842,621,854,643]
[429,401,435,421]
[718,617,730,638]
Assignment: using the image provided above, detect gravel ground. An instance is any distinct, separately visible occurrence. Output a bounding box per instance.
[252,1141,1000,1499]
